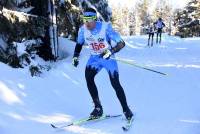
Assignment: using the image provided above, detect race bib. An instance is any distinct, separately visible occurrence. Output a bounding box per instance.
[90,42,106,52]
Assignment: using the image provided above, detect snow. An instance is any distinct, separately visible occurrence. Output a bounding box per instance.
[16,40,38,56]
[0,34,200,134]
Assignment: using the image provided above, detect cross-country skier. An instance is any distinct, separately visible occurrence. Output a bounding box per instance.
[154,18,165,44]
[72,8,133,120]
[147,24,155,47]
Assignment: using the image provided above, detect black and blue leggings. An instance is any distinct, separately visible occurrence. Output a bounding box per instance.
[85,55,129,112]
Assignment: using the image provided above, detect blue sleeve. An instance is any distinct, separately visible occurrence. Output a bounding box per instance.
[77,26,85,45]
[106,23,123,43]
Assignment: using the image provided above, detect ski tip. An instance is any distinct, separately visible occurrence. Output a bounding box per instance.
[51,124,57,128]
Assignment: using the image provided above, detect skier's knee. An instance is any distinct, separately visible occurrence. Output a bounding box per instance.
[109,71,122,89]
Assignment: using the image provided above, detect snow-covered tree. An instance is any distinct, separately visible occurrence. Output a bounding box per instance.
[0,0,112,73]
[111,5,136,36]
[174,0,200,37]
[128,9,136,35]
[135,0,152,34]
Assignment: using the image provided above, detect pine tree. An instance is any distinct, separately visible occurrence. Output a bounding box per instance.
[0,0,16,9]
[174,0,200,37]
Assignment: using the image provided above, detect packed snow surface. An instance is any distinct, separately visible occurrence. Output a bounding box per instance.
[0,34,200,134]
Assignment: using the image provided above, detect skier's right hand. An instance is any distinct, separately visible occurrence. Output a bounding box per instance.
[101,49,112,59]
[72,57,79,67]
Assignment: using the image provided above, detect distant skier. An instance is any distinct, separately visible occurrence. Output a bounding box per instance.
[72,8,133,120]
[154,18,165,44]
[147,24,155,47]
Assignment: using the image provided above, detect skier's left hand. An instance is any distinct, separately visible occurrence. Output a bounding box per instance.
[101,49,112,59]
[72,57,79,67]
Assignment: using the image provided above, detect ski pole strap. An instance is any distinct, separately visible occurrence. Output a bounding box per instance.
[112,57,168,76]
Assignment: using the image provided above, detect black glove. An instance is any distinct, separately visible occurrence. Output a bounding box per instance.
[72,57,79,67]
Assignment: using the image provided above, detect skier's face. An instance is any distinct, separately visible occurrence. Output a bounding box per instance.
[85,21,96,30]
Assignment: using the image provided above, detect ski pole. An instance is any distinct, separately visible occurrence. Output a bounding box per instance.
[111,57,167,76]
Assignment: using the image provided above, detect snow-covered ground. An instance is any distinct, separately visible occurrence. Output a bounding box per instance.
[0,34,200,134]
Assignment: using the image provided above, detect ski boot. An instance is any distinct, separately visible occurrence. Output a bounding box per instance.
[124,108,133,120]
[90,105,103,119]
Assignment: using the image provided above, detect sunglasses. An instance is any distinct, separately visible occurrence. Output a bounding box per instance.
[82,16,97,23]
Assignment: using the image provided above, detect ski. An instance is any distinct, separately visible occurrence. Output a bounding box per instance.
[122,117,134,131]
[51,114,122,129]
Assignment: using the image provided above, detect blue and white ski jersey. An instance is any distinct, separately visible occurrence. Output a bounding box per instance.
[77,21,123,55]
[77,21,123,75]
